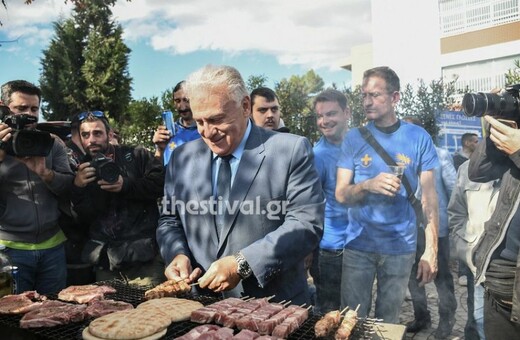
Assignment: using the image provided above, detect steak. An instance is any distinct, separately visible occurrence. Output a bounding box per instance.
[58,284,116,304]
[85,299,134,318]
[0,291,47,315]
[19,300,87,328]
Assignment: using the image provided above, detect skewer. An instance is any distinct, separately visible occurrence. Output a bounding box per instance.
[190,282,200,287]
[340,306,349,315]
[354,304,360,312]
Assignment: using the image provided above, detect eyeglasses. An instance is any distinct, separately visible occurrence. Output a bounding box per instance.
[76,111,106,122]
[360,92,394,100]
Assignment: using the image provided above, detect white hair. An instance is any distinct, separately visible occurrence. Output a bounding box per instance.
[184,65,249,105]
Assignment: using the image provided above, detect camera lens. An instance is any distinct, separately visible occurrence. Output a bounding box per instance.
[97,162,120,183]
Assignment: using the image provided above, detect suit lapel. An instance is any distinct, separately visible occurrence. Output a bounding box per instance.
[192,143,219,251]
[218,126,266,251]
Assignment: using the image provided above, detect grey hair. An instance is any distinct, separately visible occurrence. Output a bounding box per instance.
[184,65,248,105]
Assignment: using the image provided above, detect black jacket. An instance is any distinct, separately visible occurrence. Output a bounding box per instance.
[71,144,165,270]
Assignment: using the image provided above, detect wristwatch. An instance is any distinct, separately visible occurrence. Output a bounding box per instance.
[234,251,253,279]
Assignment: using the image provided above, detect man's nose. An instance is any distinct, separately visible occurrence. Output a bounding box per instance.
[200,121,216,138]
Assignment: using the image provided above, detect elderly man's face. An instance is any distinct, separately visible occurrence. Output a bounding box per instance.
[191,86,250,156]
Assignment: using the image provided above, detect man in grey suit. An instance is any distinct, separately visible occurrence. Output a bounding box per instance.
[157,65,324,304]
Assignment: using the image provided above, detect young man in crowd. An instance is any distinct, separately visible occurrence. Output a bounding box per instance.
[311,89,351,313]
[0,80,73,294]
[469,116,520,338]
[72,111,165,285]
[250,87,289,132]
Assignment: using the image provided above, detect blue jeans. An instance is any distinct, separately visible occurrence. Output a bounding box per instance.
[341,248,415,323]
[408,236,457,322]
[315,248,343,314]
[5,243,67,294]
[474,283,486,339]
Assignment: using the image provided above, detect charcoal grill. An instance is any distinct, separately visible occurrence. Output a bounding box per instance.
[0,280,381,339]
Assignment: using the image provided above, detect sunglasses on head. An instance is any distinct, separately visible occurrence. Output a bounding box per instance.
[77,111,105,122]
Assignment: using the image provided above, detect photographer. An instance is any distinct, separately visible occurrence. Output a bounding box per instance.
[0,80,73,294]
[469,115,520,338]
[71,112,165,285]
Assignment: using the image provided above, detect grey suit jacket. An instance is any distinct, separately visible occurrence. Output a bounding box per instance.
[157,124,324,304]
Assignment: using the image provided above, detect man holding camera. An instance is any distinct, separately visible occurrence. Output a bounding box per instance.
[0,80,73,294]
[71,112,165,285]
[469,115,520,338]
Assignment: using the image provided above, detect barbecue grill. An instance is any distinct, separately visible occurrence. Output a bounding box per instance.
[0,280,386,340]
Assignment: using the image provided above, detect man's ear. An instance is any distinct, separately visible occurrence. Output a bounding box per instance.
[242,96,251,117]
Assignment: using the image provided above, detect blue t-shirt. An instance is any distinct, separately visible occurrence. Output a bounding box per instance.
[163,121,201,165]
[313,137,349,250]
[337,121,439,254]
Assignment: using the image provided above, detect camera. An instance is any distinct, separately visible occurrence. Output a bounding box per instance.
[85,153,121,183]
[462,84,520,123]
[0,106,54,157]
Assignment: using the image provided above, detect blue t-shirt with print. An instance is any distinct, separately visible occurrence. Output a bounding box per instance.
[314,137,349,250]
[337,121,438,254]
[163,121,200,165]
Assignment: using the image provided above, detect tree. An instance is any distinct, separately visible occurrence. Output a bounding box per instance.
[39,0,132,122]
[119,97,162,150]
[397,78,458,141]
[246,74,268,92]
[275,70,324,143]
[505,59,520,85]
[1,1,131,25]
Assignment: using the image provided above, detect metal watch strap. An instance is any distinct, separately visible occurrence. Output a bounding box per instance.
[234,251,252,279]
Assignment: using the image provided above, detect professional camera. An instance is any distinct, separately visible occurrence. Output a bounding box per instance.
[462,84,520,125]
[85,153,121,184]
[0,105,54,157]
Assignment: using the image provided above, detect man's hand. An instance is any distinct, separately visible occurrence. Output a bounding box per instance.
[0,123,12,162]
[198,256,241,293]
[417,248,438,287]
[18,156,54,183]
[164,254,202,284]
[74,162,97,187]
[98,175,124,193]
[485,116,520,155]
[153,125,171,157]
[364,172,402,197]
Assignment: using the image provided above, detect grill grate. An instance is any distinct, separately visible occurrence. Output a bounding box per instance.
[0,280,378,339]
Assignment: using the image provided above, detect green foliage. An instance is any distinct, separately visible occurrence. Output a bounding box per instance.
[397,78,458,141]
[343,85,364,128]
[275,70,324,143]
[505,59,520,85]
[39,0,132,122]
[118,97,162,150]
[246,74,268,92]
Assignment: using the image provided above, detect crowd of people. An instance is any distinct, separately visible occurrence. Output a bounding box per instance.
[0,64,518,339]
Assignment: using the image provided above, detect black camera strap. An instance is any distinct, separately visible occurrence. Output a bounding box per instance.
[359,126,425,227]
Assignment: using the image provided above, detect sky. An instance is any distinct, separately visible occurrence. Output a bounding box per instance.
[0,0,372,100]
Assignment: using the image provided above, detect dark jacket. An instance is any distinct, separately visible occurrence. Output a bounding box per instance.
[71,144,164,270]
[469,137,520,324]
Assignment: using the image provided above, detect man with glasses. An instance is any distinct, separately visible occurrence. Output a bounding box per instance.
[153,81,201,165]
[335,66,439,323]
[0,80,73,294]
[71,111,165,285]
[250,87,289,132]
